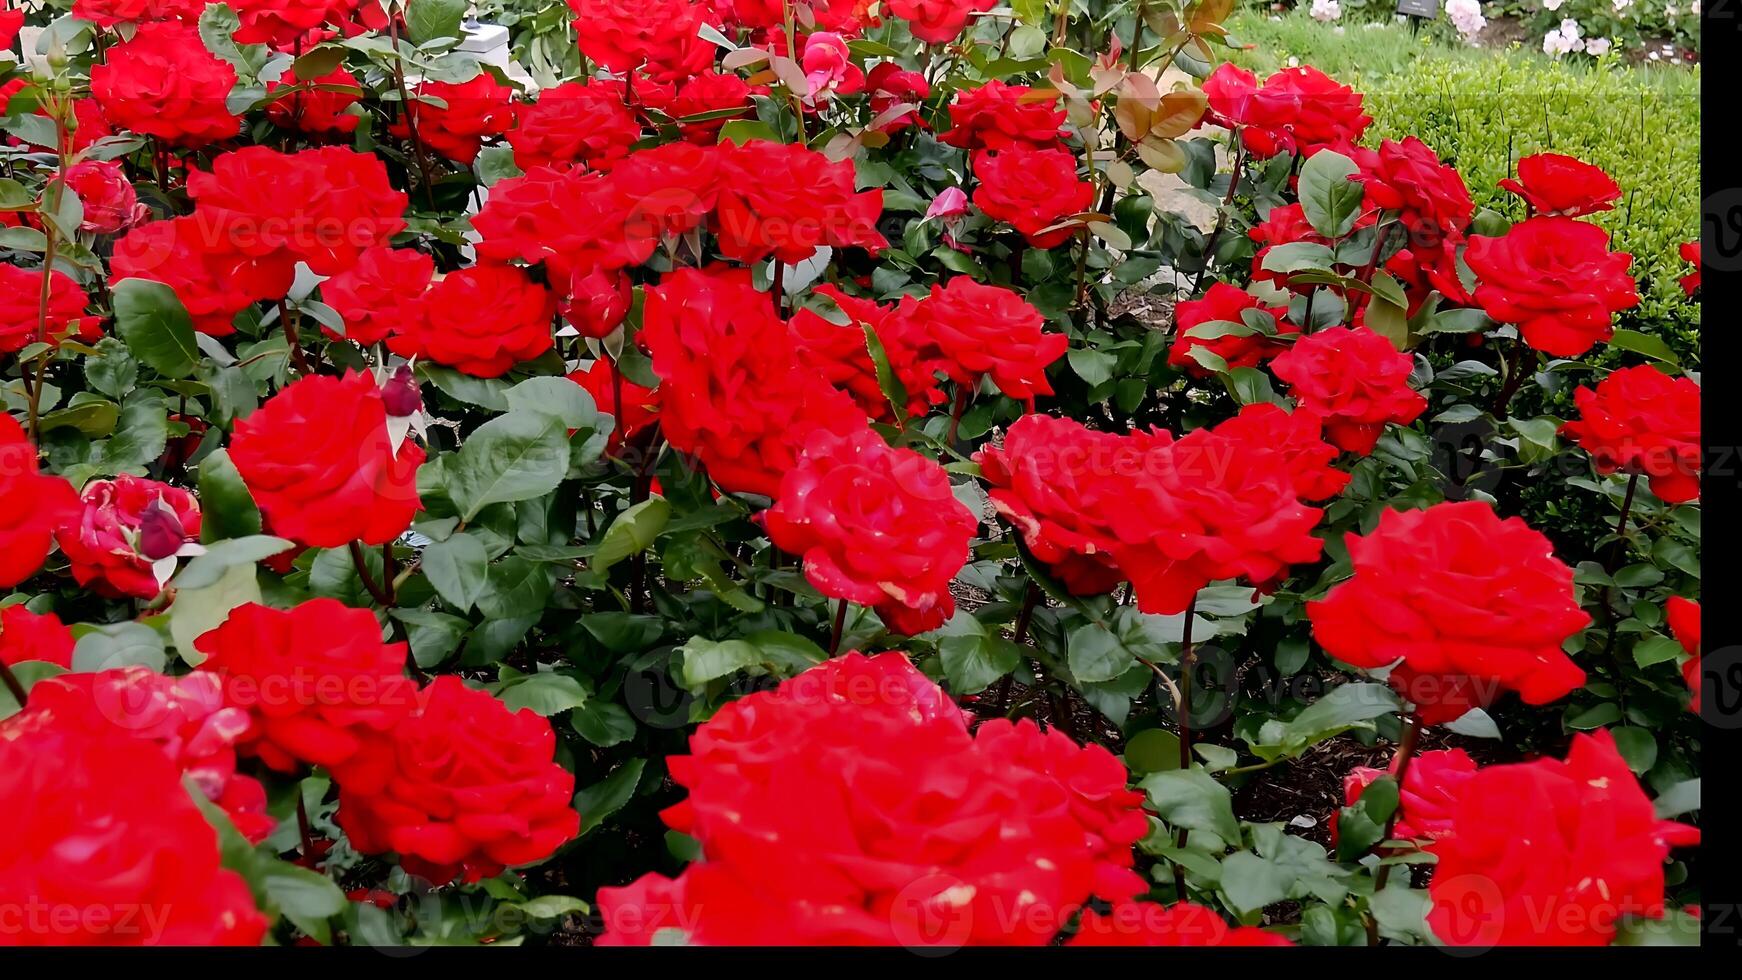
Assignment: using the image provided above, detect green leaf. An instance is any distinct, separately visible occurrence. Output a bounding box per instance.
[1369,884,1433,944]
[1067,348,1117,388]
[174,535,293,590]
[113,279,200,379]
[1609,726,1658,774]
[679,637,760,689]
[594,496,671,572]
[446,411,572,521]
[1258,241,1336,275]
[1068,622,1136,684]
[405,0,468,43]
[84,337,139,399]
[71,622,168,672]
[575,758,647,837]
[503,376,601,429]
[1298,150,1363,238]
[1607,330,1681,366]
[259,860,347,940]
[1247,682,1401,762]
[1567,702,1622,730]
[198,449,264,543]
[476,557,553,619]
[1123,728,1182,773]
[571,699,636,747]
[512,895,591,921]
[420,532,490,612]
[861,320,909,420]
[169,563,262,666]
[392,608,469,668]
[0,662,68,720]
[1139,768,1241,843]
[420,364,511,411]
[1218,851,1294,916]
[495,670,589,716]
[1653,777,1700,818]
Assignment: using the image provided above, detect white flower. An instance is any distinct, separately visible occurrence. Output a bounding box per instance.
[1541,20,1585,57]
[1585,36,1612,56]
[1310,0,1343,22]
[1692,0,1700,14]
[1544,0,1563,11]
[1287,55,1300,67]
[1447,0,1488,43]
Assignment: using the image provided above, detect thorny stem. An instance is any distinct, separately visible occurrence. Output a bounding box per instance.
[946,385,969,448]
[829,599,848,655]
[388,17,437,209]
[348,540,393,606]
[1490,338,1533,420]
[278,301,315,376]
[296,789,317,862]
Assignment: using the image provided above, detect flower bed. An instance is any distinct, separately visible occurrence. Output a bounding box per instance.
[0,0,1701,949]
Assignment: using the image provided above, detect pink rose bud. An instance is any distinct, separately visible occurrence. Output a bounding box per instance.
[137,499,188,561]
[381,362,423,417]
[925,187,969,222]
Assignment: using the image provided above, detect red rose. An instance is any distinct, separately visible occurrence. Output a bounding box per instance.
[764,428,975,635]
[1113,419,1325,615]
[726,0,866,32]
[389,264,556,377]
[0,8,21,48]
[568,0,719,84]
[1167,282,1296,376]
[231,0,356,47]
[23,667,276,843]
[886,0,996,45]
[789,285,943,421]
[70,0,205,27]
[1560,365,1700,504]
[977,414,1146,596]
[1355,136,1473,246]
[1426,730,1698,947]
[867,62,930,132]
[1679,241,1700,296]
[1070,903,1293,946]
[90,22,240,147]
[1270,325,1427,454]
[54,474,202,600]
[641,267,866,496]
[265,65,364,135]
[940,79,1065,151]
[59,160,143,235]
[0,711,267,946]
[1245,66,1371,158]
[0,605,75,670]
[229,370,425,547]
[1213,403,1349,501]
[392,74,517,165]
[603,141,721,247]
[0,263,89,354]
[1667,596,1699,708]
[910,276,1068,402]
[1497,152,1621,218]
[1202,63,1260,139]
[1385,236,1474,314]
[471,164,658,281]
[111,216,291,337]
[1338,748,1477,845]
[666,71,757,143]
[568,360,658,453]
[972,145,1095,249]
[1466,215,1638,357]
[0,416,80,588]
[713,139,887,264]
[1308,501,1589,724]
[561,267,632,339]
[602,652,1147,946]
[186,145,408,278]
[508,80,641,172]
[318,245,434,346]
[336,675,579,885]
[195,598,419,781]
[1249,202,1321,248]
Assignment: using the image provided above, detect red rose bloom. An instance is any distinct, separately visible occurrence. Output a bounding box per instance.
[231,0,378,48]
[1249,202,1321,249]
[1308,501,1590,725]
[641,268,867,497]
[508,80,641,172]
[562,268,632,339]
[568,360,659,453]
[1339,748,1477,845]
[1202,62,1259,135]
[972,145,1095,249]
[389,264,556,377]
[0,416,80,588]
[393,74,517,165]
[1245,65,1371,158]
[1667,596,1700,708]
[712,140,887,264]
[568,0,719,84]
[60,160,143,235]
[603,141,722,248]
[319,246,434,346]
[867,62,930,132]
[90,22,240,147]
[1167,282,1295,376]
[0,8,21,47]
[887,0,996,45]
[977,414,1147,596]
[1070,903,1292,946]
[1497,153,1621,218]
[1385,236,1475,314]
[764,428,975,635]
[24,667,276,843]
[0,711,268,946]
[470,165,648,282]
[1466,215,1638,357]
[1426,730,1699,947]
[1355,136,1473,245]
[1560,365,1700,504]
[229,370,425,548]
[1679,241,1700,296]
[941,79,1065,151]
[909,276,1067,402]
[54,475,201,600]
[265,65,364,135]
[1214,403,1350,501]
[0,605,75,670]
[336,675,579,885]
[667,71,757,143]
[1,263,89,354]
[195,598,418,782]
[1270,325,1427,454]
[70,0,205,27]
[186,145,408,278]
[600,653,1147,946]
[789,285,943,421]
[111,216,291,337]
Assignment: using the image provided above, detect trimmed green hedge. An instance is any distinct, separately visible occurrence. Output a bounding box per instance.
[1227,14,1702,362]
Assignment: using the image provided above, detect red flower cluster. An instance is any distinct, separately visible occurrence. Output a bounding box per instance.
[0,416,80,588]
[0,264,90,354]
[89,22,240,147]
[0,605,75,670]
[1426,730,1698,947]
[70,0,206,27]
[1339,748,1477,844]
[598,652,1148,945]
[1070,902,1292,946]
[507,80,641,172]
[911,277,1068,402]
[1167,282,1295,376]
[664,71,758,142]
[1203,63,1371,159]
[393,75,518,165]
[713,140,888,264]
[764,429,975,634]
[110,217,283,337]
[54,474,202,600]
[941,79,1065,150]
[1560,365,1701,505]
[1308,501,1589,724]
[0,710,268,945]
[972,145,1095,249]
[887,0,997,44]
[264,66,365,135]
[1466,216,1638,357]
[1270,325,1427,454]
[1498,153,1621,218]
[788,286,944,422]
[335,675,579,885]
[1213,403,1350,502]
[229,370,425,548]
[318,246,434,346]
[568,0,720,84]
[1354,136,1473,247]
[389,264,557,377]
